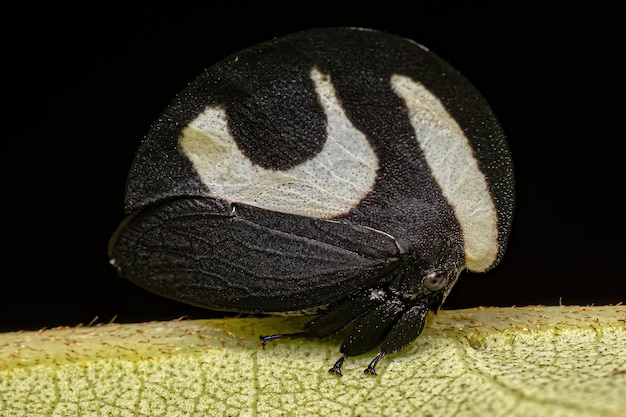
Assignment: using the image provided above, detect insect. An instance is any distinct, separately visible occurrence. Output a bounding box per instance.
[109,27,514,376]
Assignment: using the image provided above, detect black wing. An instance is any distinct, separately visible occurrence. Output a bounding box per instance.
[109,197,400,313]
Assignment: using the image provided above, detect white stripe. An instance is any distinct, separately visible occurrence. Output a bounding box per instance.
[178,67,379,219]
[391,74,498,271]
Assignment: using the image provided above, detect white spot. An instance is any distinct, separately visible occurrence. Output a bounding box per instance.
[179,67,379,219]
[369,288,386,301]
[391,74,499,272]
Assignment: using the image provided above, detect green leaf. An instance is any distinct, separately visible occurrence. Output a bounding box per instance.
[1,306,624,416]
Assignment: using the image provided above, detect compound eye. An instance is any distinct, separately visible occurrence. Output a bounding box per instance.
[423,272,447,291]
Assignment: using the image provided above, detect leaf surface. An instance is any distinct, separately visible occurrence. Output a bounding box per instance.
[1,306,624,416]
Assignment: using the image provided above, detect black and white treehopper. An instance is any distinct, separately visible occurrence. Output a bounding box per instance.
[109,27,515,376]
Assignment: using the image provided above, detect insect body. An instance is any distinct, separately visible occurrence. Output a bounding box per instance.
[109,27,514,375]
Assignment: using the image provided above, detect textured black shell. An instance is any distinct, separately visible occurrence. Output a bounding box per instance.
[110,27,513,332]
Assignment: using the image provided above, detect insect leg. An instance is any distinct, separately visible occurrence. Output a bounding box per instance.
[260,288,386,351]
[364,351,386,376]
[260,332,306,348]
[363,303,429,375]
[379,303,429,354]
[329,354,348,376]
[304,288,388,338]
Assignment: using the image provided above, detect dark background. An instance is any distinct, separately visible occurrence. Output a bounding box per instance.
[2,2,623,332]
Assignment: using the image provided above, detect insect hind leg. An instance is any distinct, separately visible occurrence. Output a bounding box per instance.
[259,332,306,348]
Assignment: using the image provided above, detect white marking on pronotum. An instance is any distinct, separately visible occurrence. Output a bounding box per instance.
[178,67,379,219]
[391,74,498,272]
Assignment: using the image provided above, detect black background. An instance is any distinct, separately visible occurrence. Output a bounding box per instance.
[2,2,624,332]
